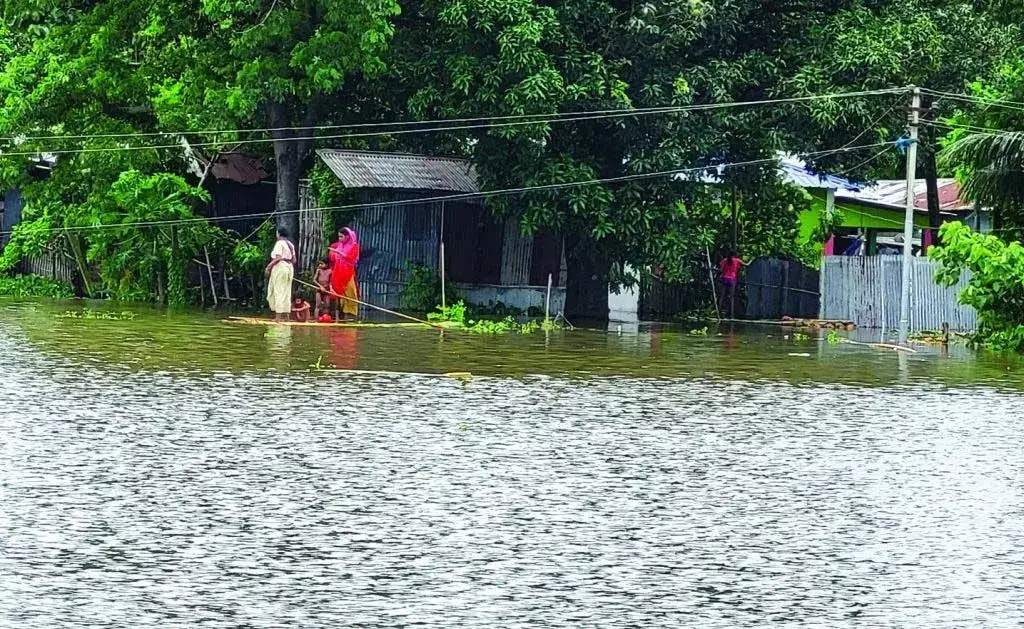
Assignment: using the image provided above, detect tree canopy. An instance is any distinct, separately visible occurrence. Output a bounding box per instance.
[1,0,1023,310]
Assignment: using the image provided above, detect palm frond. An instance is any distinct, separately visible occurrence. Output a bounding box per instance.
[941,131,1024,211]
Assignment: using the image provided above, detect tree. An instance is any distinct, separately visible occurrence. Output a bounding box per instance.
[157,0,401,245]
[788,0,1020,237]
[0,0,401,296]
[929,221,1024,350]
[391,0,855,317]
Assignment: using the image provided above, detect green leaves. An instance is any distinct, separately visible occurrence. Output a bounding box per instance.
[929,222,1024,351]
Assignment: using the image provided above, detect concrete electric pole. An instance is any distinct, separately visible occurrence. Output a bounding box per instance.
[898,87,920,345]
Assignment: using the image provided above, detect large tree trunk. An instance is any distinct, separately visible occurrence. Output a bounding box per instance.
[268,99,315,267]
[564,231,610,321]
[921,95,942,249]
[274,143,302,256]
[268,98,323,270]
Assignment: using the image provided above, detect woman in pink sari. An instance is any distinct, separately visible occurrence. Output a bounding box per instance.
[328,227,360,320]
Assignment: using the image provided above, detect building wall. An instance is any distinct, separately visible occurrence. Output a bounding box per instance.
[2,188,23,246]
[799,192,931,245]
[456,283,566,314]
[298,185,565,311]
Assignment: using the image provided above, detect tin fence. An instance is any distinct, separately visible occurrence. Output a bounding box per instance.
[820,256,977,331]
[744,259,819,320]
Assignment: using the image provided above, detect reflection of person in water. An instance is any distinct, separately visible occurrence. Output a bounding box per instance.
[328,328,359,370]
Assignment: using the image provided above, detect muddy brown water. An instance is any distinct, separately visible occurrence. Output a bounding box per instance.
[2,299,1023,627]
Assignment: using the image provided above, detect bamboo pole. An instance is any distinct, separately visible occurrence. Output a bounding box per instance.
[440,242,447,310]
[293,277,449,330]
[439,200,446,310]
[545,273,552,322]
[706,245,721,321]
[204,246,218,306]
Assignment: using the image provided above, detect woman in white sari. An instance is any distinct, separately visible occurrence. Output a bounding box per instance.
[265,228,296,322]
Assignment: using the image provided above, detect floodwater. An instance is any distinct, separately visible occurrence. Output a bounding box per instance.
[2,298,1024,627]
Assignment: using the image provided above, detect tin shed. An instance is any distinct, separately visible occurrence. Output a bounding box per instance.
[299,150,565,312]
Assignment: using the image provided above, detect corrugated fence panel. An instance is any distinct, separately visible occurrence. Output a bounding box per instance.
[821,256,976,331]
[354,202,406,310]
[297,182,324,273]
[744,259,819,320]
[20,251,76,287]
[500,219,532,285]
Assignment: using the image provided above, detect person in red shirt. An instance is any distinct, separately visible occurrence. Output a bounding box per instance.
[717,252,747,318]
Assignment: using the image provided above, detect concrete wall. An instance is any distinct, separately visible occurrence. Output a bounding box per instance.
[608,265,639,323]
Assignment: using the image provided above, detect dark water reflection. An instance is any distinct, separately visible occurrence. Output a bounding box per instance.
[2,299,1024,627]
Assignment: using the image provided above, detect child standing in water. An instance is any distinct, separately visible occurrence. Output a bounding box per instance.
[314,258,333,318]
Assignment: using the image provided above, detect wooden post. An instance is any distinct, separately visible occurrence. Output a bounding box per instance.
[440,242,447,310]
[197,261,206,306]
[706,245,720,321]
[545,273,553,322]
[730,185,739,319]
[204,246,218,307]
[221,257,231,301]
[439,201,446,310]
[731,184,739,254]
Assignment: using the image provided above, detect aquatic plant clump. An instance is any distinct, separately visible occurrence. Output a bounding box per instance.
[0,274,74,298]
[56,309,136,321]
[427,300,561,334]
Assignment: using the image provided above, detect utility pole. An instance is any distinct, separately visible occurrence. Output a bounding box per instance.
[898,87,921,345]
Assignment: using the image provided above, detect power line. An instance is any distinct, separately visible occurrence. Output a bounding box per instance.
[0,142,889,237]
[922,119,1024,138]
[834,144,895,176]
[0,87,908,148]
[919,88,1024,114]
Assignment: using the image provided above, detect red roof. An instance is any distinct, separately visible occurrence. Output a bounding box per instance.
[836,178,972,212]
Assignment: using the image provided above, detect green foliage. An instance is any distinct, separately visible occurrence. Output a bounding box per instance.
[929,221,1024,351]
[0,274,73,298]
[793,332,810,341]
[688,326,709,336]
[465,316,532,334]
[0,219,55,273]
[427,300,467,324]
[399,262,458,312]
[826,329,843,345]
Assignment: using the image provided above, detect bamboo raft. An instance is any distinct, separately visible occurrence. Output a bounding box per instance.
[224,316,458,329]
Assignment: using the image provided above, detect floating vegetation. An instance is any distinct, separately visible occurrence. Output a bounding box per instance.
[428,300,561,334]
[56,309,136,321]
[793,332,810,341]
[309,354,334,370]
[688,326,709,336]
[826,330,844,345]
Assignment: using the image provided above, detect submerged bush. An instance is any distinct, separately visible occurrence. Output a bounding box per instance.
[929,222,1024,351]
[0,274,74,298]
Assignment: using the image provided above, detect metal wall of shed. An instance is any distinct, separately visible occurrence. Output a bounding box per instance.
[350,190,442,309]
[207,181,275,241]
[500,219,532,285]
[2,188,23,246]
[820,256,976,331]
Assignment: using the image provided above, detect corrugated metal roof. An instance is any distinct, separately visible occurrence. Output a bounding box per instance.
[836,179,972,212]
[675,153,864,191]
[206,152,268,185]
[317,150,480,193]
[778,156,863,191]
